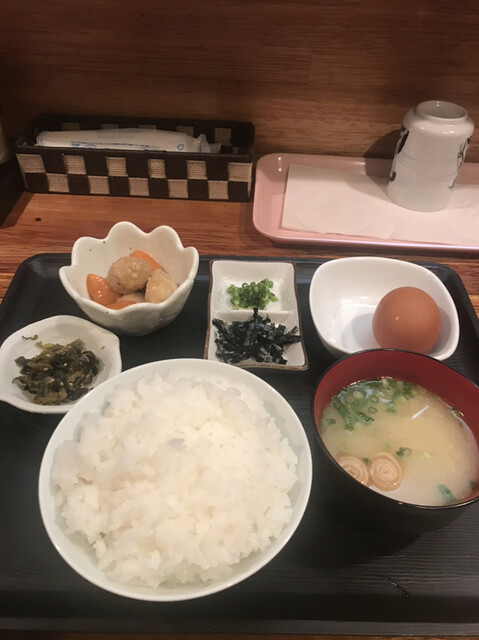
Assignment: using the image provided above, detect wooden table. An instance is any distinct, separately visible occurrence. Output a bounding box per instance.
[1,192,478,640]
[2,192,479,312]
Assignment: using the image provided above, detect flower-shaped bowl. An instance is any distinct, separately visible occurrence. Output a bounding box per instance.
[59,222,199,336]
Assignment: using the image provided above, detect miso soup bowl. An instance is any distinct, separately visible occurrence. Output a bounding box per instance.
[312,349,479,535]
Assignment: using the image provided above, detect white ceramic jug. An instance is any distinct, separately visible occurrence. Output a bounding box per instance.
[387,100,474,212]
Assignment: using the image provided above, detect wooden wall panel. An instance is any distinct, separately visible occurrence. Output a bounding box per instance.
[1,0,479,160]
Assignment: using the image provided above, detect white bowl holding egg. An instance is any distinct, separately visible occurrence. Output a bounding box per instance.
[309,257,459,361]
[59,222,199,336]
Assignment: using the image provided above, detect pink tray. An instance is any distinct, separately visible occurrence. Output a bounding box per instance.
[252,153,479,253]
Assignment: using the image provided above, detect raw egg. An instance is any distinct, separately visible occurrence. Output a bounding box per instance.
[372,286,442,354]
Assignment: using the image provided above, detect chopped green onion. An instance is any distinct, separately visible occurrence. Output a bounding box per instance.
[470,481,477,491]
[227,279,278,310]
[438,484,457,505]
[324,378,419,433]
[402,382,415,399]
[396,447,412,457]
[357,411,374,425]
[319,416,336,432]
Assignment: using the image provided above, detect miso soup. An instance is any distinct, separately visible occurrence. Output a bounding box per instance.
[319,377,479,506]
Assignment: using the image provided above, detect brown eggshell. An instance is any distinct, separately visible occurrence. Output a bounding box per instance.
[372,286,442,354]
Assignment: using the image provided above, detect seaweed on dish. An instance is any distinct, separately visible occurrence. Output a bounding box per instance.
[204,259,308,371]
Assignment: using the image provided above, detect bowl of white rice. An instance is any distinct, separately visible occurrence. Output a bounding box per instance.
[38,358,312,601]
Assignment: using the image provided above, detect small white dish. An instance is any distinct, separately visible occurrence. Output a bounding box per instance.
[38,358,313,601]
[59,221,199,336]
[0,315,122,414]
[309,257,460,360]
[205,260,308,370]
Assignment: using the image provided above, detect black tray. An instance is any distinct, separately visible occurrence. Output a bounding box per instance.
[1,254,479,635]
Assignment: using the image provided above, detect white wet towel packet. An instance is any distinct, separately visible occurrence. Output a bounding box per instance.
[36,128,221,153]
[282,163,479,246]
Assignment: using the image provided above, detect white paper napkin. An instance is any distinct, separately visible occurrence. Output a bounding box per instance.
[281,163,479,246]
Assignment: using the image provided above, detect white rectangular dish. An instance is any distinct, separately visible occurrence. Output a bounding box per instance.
[204,259,308,370]
[252,153,479,253]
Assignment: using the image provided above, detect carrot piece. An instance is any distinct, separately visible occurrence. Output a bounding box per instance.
[106,299,137,310]
[130,250,163,271]
[86,273,118,306]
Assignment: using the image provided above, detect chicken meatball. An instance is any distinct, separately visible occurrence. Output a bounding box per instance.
[145,269,178,303]
[107,256,152,295]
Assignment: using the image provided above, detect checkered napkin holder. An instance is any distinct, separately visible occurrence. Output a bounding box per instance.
[15,115,255,202]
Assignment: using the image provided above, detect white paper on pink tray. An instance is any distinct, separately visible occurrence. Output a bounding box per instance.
[281,163,479,246]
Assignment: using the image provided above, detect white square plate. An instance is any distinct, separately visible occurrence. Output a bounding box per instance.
[204,260,308,370]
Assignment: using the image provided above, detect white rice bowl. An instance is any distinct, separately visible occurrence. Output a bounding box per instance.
[38,358,312,601]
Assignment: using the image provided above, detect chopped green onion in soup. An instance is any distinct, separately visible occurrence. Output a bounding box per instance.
[318,377,479,507]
